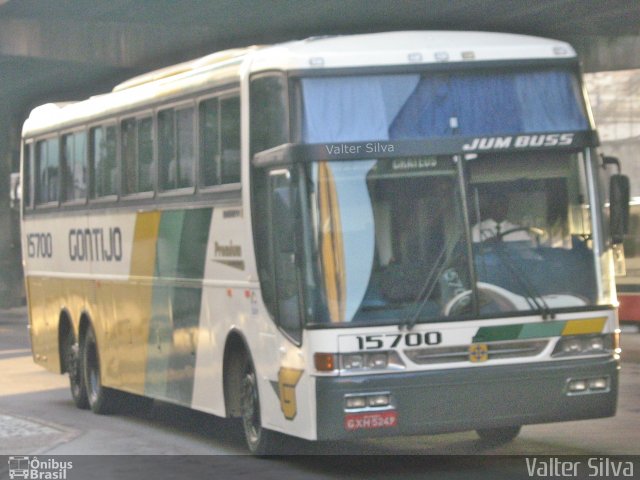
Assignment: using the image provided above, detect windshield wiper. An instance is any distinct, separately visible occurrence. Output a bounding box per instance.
[399,240,453,331]
[491,244,555,320]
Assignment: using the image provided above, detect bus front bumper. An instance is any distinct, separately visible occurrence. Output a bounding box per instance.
[315,356,619,441]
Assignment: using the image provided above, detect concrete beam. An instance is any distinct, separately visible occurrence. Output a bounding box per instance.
[568,35,640,72]
[0,17,212,68]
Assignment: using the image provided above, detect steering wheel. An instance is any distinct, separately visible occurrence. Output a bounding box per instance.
[496,226,545,242]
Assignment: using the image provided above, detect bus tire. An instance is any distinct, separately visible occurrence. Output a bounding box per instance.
[82,324,120,414]
[476,425,521,445]
[240,359,279,455]
[63,329,88,409]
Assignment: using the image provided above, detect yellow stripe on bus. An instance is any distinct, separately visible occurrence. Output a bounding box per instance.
[130,211,162,278]
[318,162,346,323]
[562,317,607,336]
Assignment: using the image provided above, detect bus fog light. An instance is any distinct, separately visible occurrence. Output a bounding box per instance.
[345,396,366,409]
[568,379,587,392]
[588,377,608,390]
[367,394,390,407]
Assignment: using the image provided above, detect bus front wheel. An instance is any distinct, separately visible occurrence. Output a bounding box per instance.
[82,324,120,414]
[240,361,279,455]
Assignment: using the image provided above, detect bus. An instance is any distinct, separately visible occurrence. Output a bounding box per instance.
[21,31,630,454]
[617,198,640,322]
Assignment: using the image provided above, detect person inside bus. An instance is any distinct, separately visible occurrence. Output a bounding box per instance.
[472,191,533,243]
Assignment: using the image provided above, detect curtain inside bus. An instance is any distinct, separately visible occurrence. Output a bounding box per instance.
[301,70,588,142]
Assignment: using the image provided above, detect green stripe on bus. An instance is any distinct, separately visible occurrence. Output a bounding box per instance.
[145,208,213,405]
[473,318,606,343]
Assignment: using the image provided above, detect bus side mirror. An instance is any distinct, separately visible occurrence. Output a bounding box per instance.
[609,173,630,244]
[10,172,20,210]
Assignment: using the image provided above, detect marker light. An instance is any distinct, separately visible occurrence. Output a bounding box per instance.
[309,57,324,67]
[434,51,449,62]
[314,353,336,372]
[553,46,569,56]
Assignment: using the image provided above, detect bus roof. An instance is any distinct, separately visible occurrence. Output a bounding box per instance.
[23,31,576,137]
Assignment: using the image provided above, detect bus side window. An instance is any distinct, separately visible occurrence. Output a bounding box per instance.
[269,170,302,342]
[249,74,288,155]
[199,98,220,187]
[90,125,118,198]
[23,143,31,208]
[62,131,87,202]
[199,93,240,187]
[35,137,60,205]
[121,116,154,195]
[220,95,240,184]
[159,106,195,190]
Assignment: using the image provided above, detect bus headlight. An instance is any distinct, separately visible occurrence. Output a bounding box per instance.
[552,334,614,357]
[340,351,405,372]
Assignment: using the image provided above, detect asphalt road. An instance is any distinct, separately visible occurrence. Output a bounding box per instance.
[1,307,639,479]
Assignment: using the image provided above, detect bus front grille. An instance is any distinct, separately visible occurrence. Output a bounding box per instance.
[404,339,549,364]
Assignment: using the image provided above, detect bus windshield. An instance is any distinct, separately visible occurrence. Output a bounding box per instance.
[298,69,603,325]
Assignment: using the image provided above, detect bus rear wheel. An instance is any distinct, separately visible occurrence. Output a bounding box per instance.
[64,330,88,409]
[240,361,278,455]
[82,324,120,414]
[476,425,521,445]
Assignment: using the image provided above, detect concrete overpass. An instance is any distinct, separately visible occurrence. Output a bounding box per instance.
[0,0,639,306]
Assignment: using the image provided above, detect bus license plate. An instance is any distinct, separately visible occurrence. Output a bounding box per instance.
[344,411,398,431]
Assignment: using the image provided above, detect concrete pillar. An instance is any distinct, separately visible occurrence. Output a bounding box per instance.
[0,99,25,307]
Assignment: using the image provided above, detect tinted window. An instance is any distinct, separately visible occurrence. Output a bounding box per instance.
[122,116,154,194]
[90,125,117,198]
[220,96,240,183]
[199,94,240,187]
[62,131,87,201]
[199,98,219,186]
[35,138,60,204]
[23,143,31,208]
[159,106,195,190]
[250,75,288,155]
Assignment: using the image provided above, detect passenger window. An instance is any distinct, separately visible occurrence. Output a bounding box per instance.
[199,93,240,187]
[220,96,240,183]
[159,106,195,190]
[90,125,117,198]
[199,98,219,187]
[62,131,87,202]
[35,137,60,205]
[121,116,154,194]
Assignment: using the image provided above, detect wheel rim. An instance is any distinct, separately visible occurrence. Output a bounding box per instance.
[85,336,100,404]
[240,369,261,447]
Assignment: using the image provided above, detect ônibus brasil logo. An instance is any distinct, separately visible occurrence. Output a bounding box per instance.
[8,457,73,480]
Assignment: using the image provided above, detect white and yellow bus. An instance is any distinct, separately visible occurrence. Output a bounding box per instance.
[21,31,629,454]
